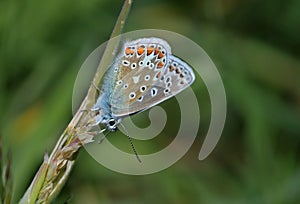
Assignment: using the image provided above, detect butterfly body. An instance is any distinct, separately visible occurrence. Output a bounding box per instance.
[90,38,195,132]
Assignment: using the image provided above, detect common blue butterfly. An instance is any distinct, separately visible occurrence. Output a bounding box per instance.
[89,37,195,132]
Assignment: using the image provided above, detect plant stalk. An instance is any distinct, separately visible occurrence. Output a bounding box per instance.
[19,0,134,203]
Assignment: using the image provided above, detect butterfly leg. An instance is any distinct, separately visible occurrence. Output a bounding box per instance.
[76,127,106,144]
[86,113,103,127]
[84,128,106,136]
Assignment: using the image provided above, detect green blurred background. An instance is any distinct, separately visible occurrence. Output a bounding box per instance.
[1,0,300,203]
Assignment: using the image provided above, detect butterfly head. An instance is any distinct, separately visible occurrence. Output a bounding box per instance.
[102,117,121,132]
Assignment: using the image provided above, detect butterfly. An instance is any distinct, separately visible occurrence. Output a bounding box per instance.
[89,37,195,133]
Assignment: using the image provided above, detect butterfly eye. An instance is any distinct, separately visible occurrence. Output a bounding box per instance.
[108,120,115,126]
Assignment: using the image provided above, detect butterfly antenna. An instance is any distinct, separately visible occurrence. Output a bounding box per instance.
[120,123,142,163]
[128,135,142,163]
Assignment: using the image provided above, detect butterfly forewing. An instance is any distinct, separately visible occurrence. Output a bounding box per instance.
[110,38,171,116]
[111,44,195,117]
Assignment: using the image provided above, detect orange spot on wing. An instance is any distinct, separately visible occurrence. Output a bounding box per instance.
[158,52,164,59]
[137,46,144,55]
[157,61,164,68]
[147,47,154,55]
[175,69,180,74]
[125,47,134,55]
[154,48,160,55]
[156,71,161,78]
[169,65,175,71]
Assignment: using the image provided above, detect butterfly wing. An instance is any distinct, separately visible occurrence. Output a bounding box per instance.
[111,52,195,117]
[109,38,171,116]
